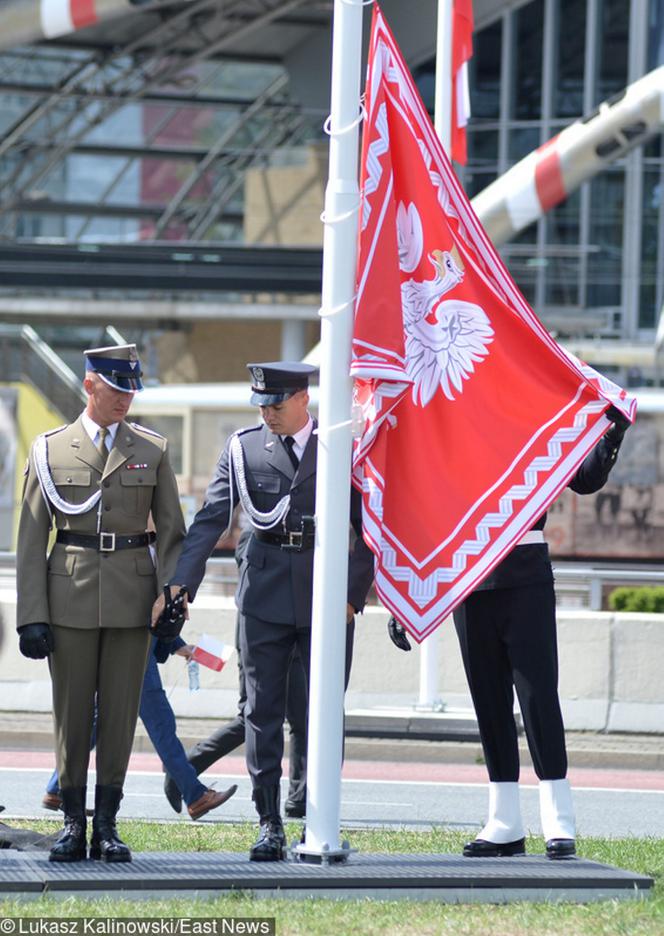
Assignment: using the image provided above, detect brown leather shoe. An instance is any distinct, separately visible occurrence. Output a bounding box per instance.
[187,785,238,821]
[42,793,63,812]
[42,792,94,816]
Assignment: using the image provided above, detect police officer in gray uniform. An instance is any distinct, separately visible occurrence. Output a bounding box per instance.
[153,362,374,861]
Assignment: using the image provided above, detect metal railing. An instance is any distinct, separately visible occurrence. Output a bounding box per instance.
[553,565,664,610]
[0,324,85,421]
[1,552,663,611]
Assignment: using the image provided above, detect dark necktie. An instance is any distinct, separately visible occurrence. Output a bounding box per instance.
[283,435,299,471]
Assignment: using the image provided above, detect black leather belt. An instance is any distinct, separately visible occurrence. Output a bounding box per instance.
[253,529,315,551]
[56,530,156,552]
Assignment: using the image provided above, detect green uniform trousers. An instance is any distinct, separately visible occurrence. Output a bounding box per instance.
[49,625,151,788]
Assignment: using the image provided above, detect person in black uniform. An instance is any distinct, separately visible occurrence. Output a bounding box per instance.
[389,406,631,860]
[152,362,374,861]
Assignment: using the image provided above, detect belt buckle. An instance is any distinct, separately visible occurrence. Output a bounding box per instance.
[99,532,116,552]
[282,530,303,552]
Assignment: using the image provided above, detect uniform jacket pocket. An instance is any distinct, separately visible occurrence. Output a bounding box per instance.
[51,468,92,505]
[246,472,281,494]
[47,552,76,624]
[120,468,157,515]
[245,537,266,569]
[47,551,76,576]
[135,554,157,576]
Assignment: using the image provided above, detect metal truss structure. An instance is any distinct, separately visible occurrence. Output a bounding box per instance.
[0,0,332,270]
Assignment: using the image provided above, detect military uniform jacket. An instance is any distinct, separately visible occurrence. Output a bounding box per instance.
[474,431,624,592]
[17,416,185,630]
[173,423,375,629]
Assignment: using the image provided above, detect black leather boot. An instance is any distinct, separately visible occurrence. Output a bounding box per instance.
[249,786,286,862]
[89,785,131,862]
[49,787,87,862]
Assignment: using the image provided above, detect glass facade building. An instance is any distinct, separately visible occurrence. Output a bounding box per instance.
[0,0,660,355]
[416,0,662,346]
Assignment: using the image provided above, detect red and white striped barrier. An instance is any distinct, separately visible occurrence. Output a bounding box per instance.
[0,0,178,49]
[40,0,99,38]
[472,66,664,247]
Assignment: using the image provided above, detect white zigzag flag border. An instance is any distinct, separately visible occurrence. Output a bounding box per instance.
[365,398,606,612]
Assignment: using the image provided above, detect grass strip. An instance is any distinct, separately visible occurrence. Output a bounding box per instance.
[0,819,660,936]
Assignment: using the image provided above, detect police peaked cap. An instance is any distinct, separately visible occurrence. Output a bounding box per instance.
[247,361,318,406]
[85,344,144,393]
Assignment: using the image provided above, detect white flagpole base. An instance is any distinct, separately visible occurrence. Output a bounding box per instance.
[417,630,443,709]
[293,839,353,865]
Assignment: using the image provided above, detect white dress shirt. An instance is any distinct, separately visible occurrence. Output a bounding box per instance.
[282,414,313,461]
[81,412,119,452]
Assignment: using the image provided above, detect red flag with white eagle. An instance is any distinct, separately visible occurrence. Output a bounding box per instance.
[351,5,635,643]
[451,0,473,165]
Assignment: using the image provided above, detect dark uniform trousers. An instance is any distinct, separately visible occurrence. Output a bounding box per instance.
[452,430,624,786]
[240,612,355,789]
[454,573,566,782]
[172,421,374,797]
[184,621,308,802]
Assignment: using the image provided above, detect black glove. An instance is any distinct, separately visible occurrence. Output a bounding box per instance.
[604,405,632,443]
[18,623,54,659]
[387,616,411,652]
[151,586,188,642]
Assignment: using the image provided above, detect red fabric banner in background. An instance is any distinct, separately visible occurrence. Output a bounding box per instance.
[452,0,473,165]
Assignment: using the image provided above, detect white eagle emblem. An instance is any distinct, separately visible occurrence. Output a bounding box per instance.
[398,202,494,407]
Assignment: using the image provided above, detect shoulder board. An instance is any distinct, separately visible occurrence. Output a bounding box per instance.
[235,425,262,438]
[41,424,67,439]
[36,425,67,444]
[129,422,166,441]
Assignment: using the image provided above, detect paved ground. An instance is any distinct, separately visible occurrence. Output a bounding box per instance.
[3,710,664,768]
[0,713,663,839]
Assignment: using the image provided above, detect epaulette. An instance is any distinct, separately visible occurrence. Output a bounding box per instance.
[236,424,262,438]
[39,424,67,440]
[130,422,166,440]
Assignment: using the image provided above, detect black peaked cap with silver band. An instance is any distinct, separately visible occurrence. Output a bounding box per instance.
[247,361,317,406]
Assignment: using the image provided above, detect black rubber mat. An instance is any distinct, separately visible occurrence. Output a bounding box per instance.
[0,850,652,901]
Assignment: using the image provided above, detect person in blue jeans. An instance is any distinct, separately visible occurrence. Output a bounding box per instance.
[43,636,237,821]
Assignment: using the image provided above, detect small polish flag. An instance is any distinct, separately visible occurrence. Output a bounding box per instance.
[192,634,234,672]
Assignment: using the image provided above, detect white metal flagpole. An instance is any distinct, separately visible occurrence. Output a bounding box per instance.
[419,0,453,708]
[297,0,365,862]
[435,0,454,152]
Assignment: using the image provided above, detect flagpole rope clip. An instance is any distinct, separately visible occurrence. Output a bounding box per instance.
[323,101,367,138]
[315,418,353,437]
[318,293,357,319]
[319,202,360,225]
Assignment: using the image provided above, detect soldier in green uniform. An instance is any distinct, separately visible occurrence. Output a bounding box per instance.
[16,344,185,863]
